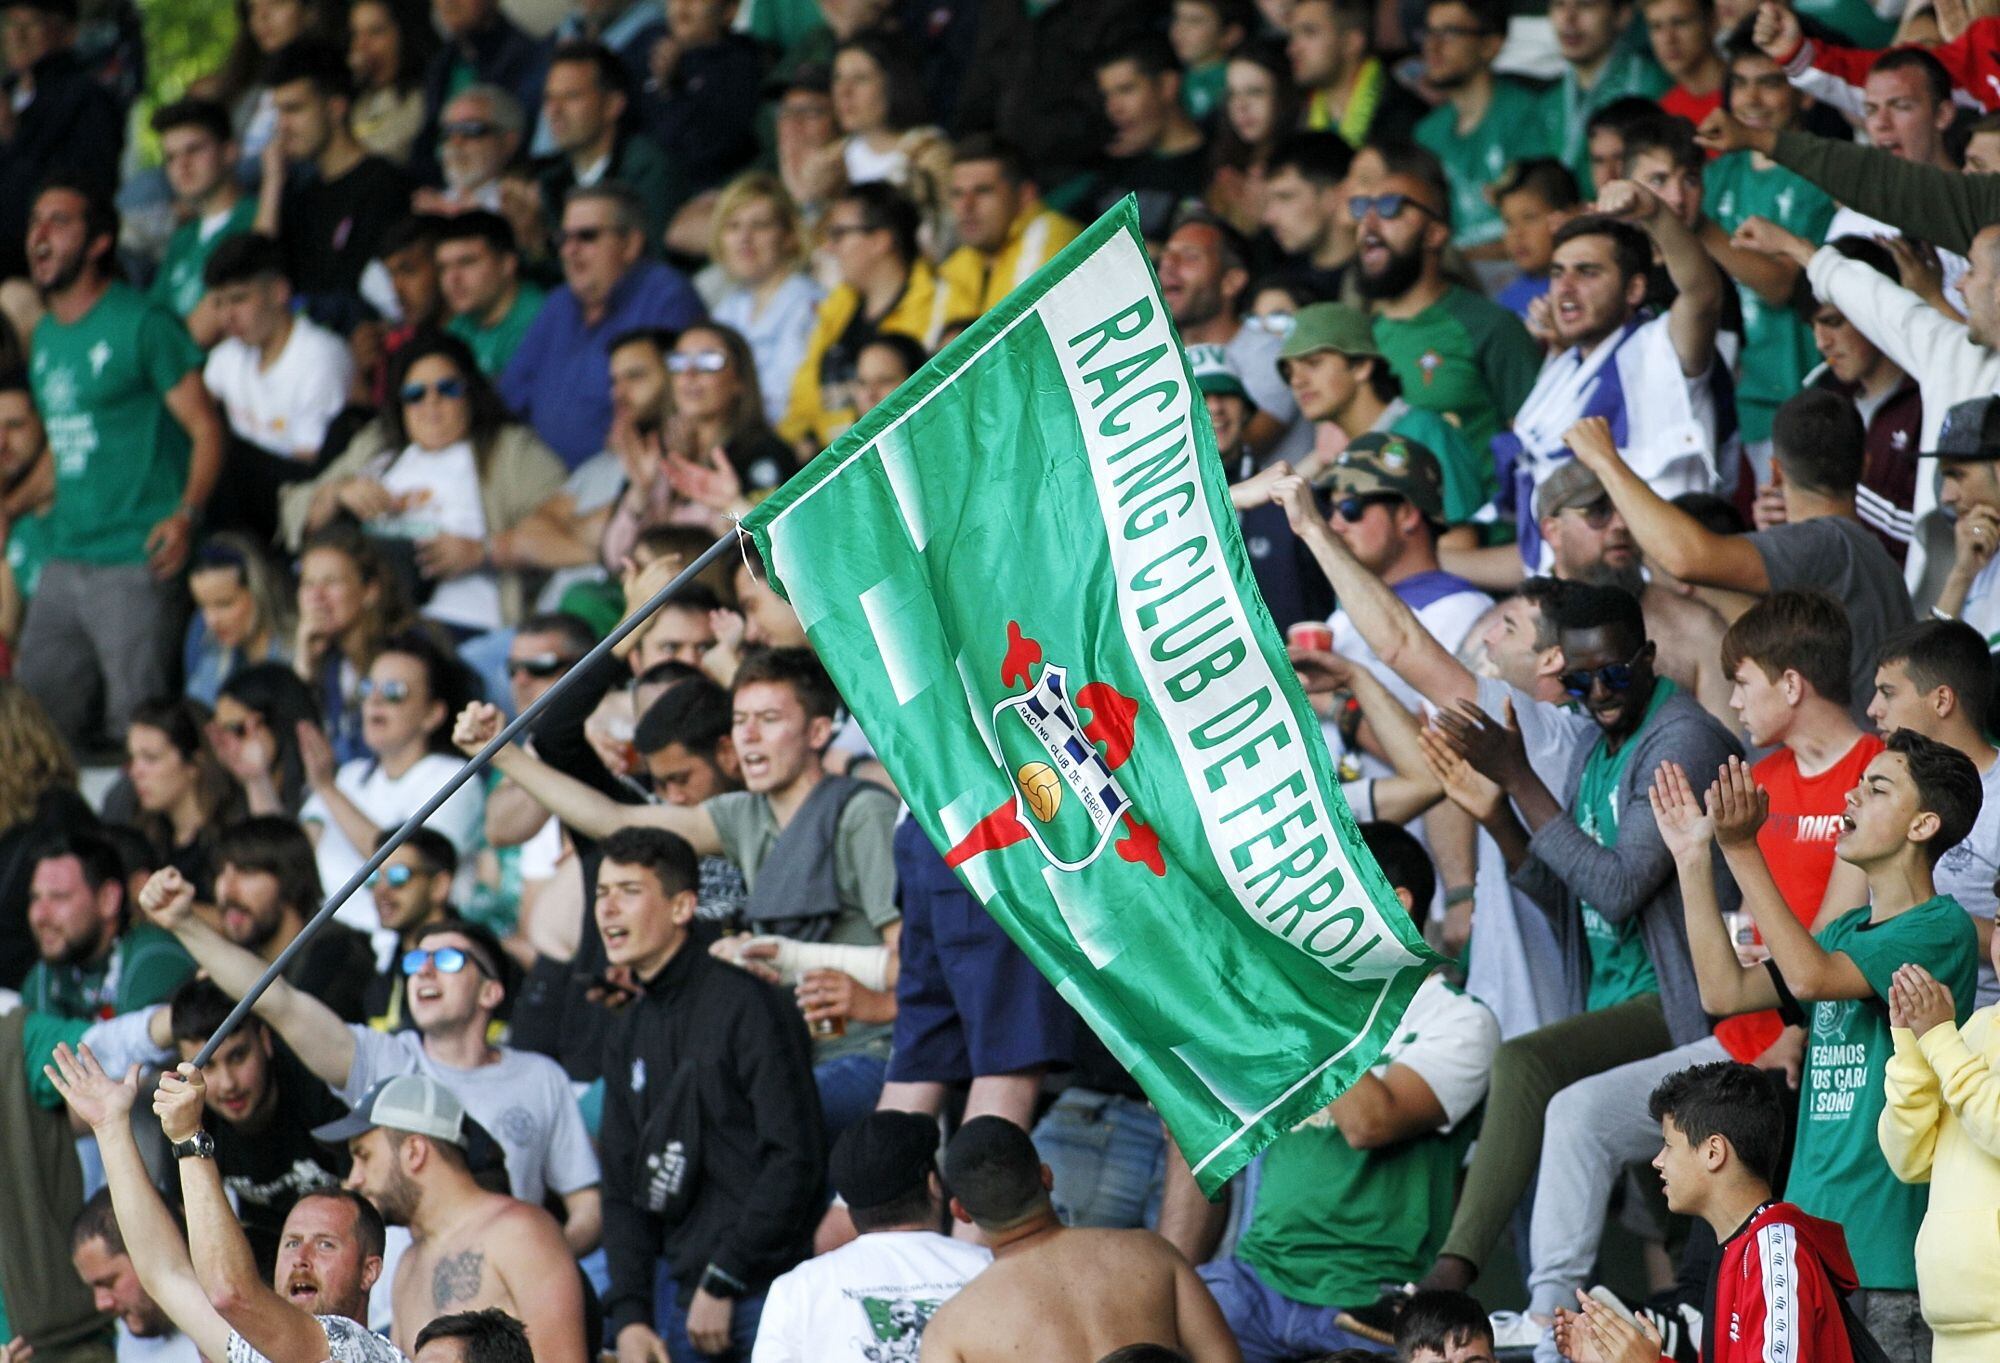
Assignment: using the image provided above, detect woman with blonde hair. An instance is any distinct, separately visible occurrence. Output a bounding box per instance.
[0,681,89,988]
[709,173,826,428]
[184,533,297,706]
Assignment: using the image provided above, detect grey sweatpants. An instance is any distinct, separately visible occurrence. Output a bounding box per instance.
[16,559,180,747]
[1528,1036,1730,1363]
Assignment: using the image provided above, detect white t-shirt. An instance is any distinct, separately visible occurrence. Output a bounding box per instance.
[370,440,502,631]
[1464,676,1595,1039]
[1960,553,2000,654]
[227,1315,403,1363]
[203,315,354,461]
[1293,973,1496,1134]
[1935,751,2000,1008]
[340,1028,601,1204]
[300,754,485,938]
[751,1230,990,1363]
[118,1325,203,1363]
[843,136,909,187]
[1331,574,1494,742]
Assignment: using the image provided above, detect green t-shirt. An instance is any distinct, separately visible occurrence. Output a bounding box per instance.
[1794,0,1897,46]
[1555,50,1671,193]
[1415,80,1558,249]
[1576,679,1675,1009]
[448,282,548,377]
[31,282,205,566]
[5,505,51,601]
[20,922,196,1022]
[1703,152,1836,442]
[1181,61,1227,125]
[1235,975,1491,1306]
[1385,402,1496,526]
[1785,895,1979,1290]
[149,197,257,320]
[1372,285,1542,459]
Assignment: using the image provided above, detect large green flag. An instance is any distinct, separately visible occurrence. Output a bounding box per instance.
[744,197,1440,1194]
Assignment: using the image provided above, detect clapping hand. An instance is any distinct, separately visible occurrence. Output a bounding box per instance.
[1889,964,1956,1036]
[1430,696,1530,786]
[1419,720,1505,824]
[1552,1291,1665,1363]
[1706,756,1770,849]
[1649,761,1716,862]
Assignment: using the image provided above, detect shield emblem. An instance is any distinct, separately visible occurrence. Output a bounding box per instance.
[990,664,1133,871]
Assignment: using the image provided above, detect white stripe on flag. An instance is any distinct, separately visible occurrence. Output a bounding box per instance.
[877,424,930,551]
[954,649,1004,768]
[860,575,934,705]
[1042,864,1122,970]
[1171,1042,1258,1122]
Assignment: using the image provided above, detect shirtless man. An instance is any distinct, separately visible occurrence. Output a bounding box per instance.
[918,1118,1239,1363]
[313,1074,586,1363]
[1533,458,1735,727]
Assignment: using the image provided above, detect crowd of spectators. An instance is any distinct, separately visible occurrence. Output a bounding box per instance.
[14,0,2000,1360]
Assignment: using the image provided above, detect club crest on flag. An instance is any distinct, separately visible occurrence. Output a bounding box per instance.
[945,620,1164,877]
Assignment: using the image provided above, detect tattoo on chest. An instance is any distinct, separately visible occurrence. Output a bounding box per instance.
[432,1251,485,1308]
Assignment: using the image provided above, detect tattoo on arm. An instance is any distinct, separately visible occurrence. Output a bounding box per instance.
[432,1251,485,1308]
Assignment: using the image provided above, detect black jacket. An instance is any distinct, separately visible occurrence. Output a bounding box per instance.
[600,942,823,1324]
[0,49,126,276]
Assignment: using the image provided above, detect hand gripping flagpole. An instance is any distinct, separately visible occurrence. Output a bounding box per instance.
[191,529,743,1067]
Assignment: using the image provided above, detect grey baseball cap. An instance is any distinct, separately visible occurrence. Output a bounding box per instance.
[1535,459,1609,520]
[311,1074,467,1147]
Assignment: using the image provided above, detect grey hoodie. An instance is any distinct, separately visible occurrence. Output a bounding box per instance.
[1512,685,1743,1046]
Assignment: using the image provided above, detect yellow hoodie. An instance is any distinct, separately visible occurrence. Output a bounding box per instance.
[780,257,950,450]
[1880,1009,2000,1361]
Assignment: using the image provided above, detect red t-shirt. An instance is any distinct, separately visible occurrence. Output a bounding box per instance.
[1662,85,1724,148]
[1714,734,1884,1060]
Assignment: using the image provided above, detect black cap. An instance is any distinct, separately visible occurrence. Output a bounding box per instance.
[829,1110,938,1210]
[1928,396,2000,463]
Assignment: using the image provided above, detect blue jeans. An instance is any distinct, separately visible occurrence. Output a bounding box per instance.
[1197,1257,1379,1363]
[1032,1089,1166,1229]
[815,1051,888,1141]
[651,1264,764,1363]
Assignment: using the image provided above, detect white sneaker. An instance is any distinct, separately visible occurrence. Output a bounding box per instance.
[1488,1310,1547,1348]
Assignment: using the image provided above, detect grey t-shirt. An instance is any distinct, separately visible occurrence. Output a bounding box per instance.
[1749,517,1915,719]
[705,784,901,1058]
[227,1316,403,1363]
[1935,753,2000,1007]
[340,1029,600,1203]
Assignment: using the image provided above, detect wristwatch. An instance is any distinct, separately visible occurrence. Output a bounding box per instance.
[171,1130,215,1160]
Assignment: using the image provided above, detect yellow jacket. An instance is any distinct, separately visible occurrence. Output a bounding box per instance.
[780,257,950,450]
[938,205,1082,324]
[1881,1011,2000,1356]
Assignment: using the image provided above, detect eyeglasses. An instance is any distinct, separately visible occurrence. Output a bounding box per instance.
[1331,492,1403,523]
[1347,193,1440,223]
[668,350,728,375]
[824,223,875,241]
[508,653,575,679]
[357,678,412,703]
[400,946,493,979]
[1560,646,1650,698]
[553,225,615,248]
[440,120,498,140]
[368,864,416,889]
[1561,497,1617,529]
[1242,312,1296,337]
[399,377,466,404]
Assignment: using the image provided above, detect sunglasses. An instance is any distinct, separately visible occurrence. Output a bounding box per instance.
[400,377,466,404]
[368,864,416,889]
[1347,193,1439,223]
[1331,492,1403,523]
[440,120,497,140]
[667,350,728,375]
[554,225,615,248]
[508,653,574,679]
[1560,646,1650,699]
[357,678,412,703]
[400,946,493,979]
[1562,497,1617,530]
